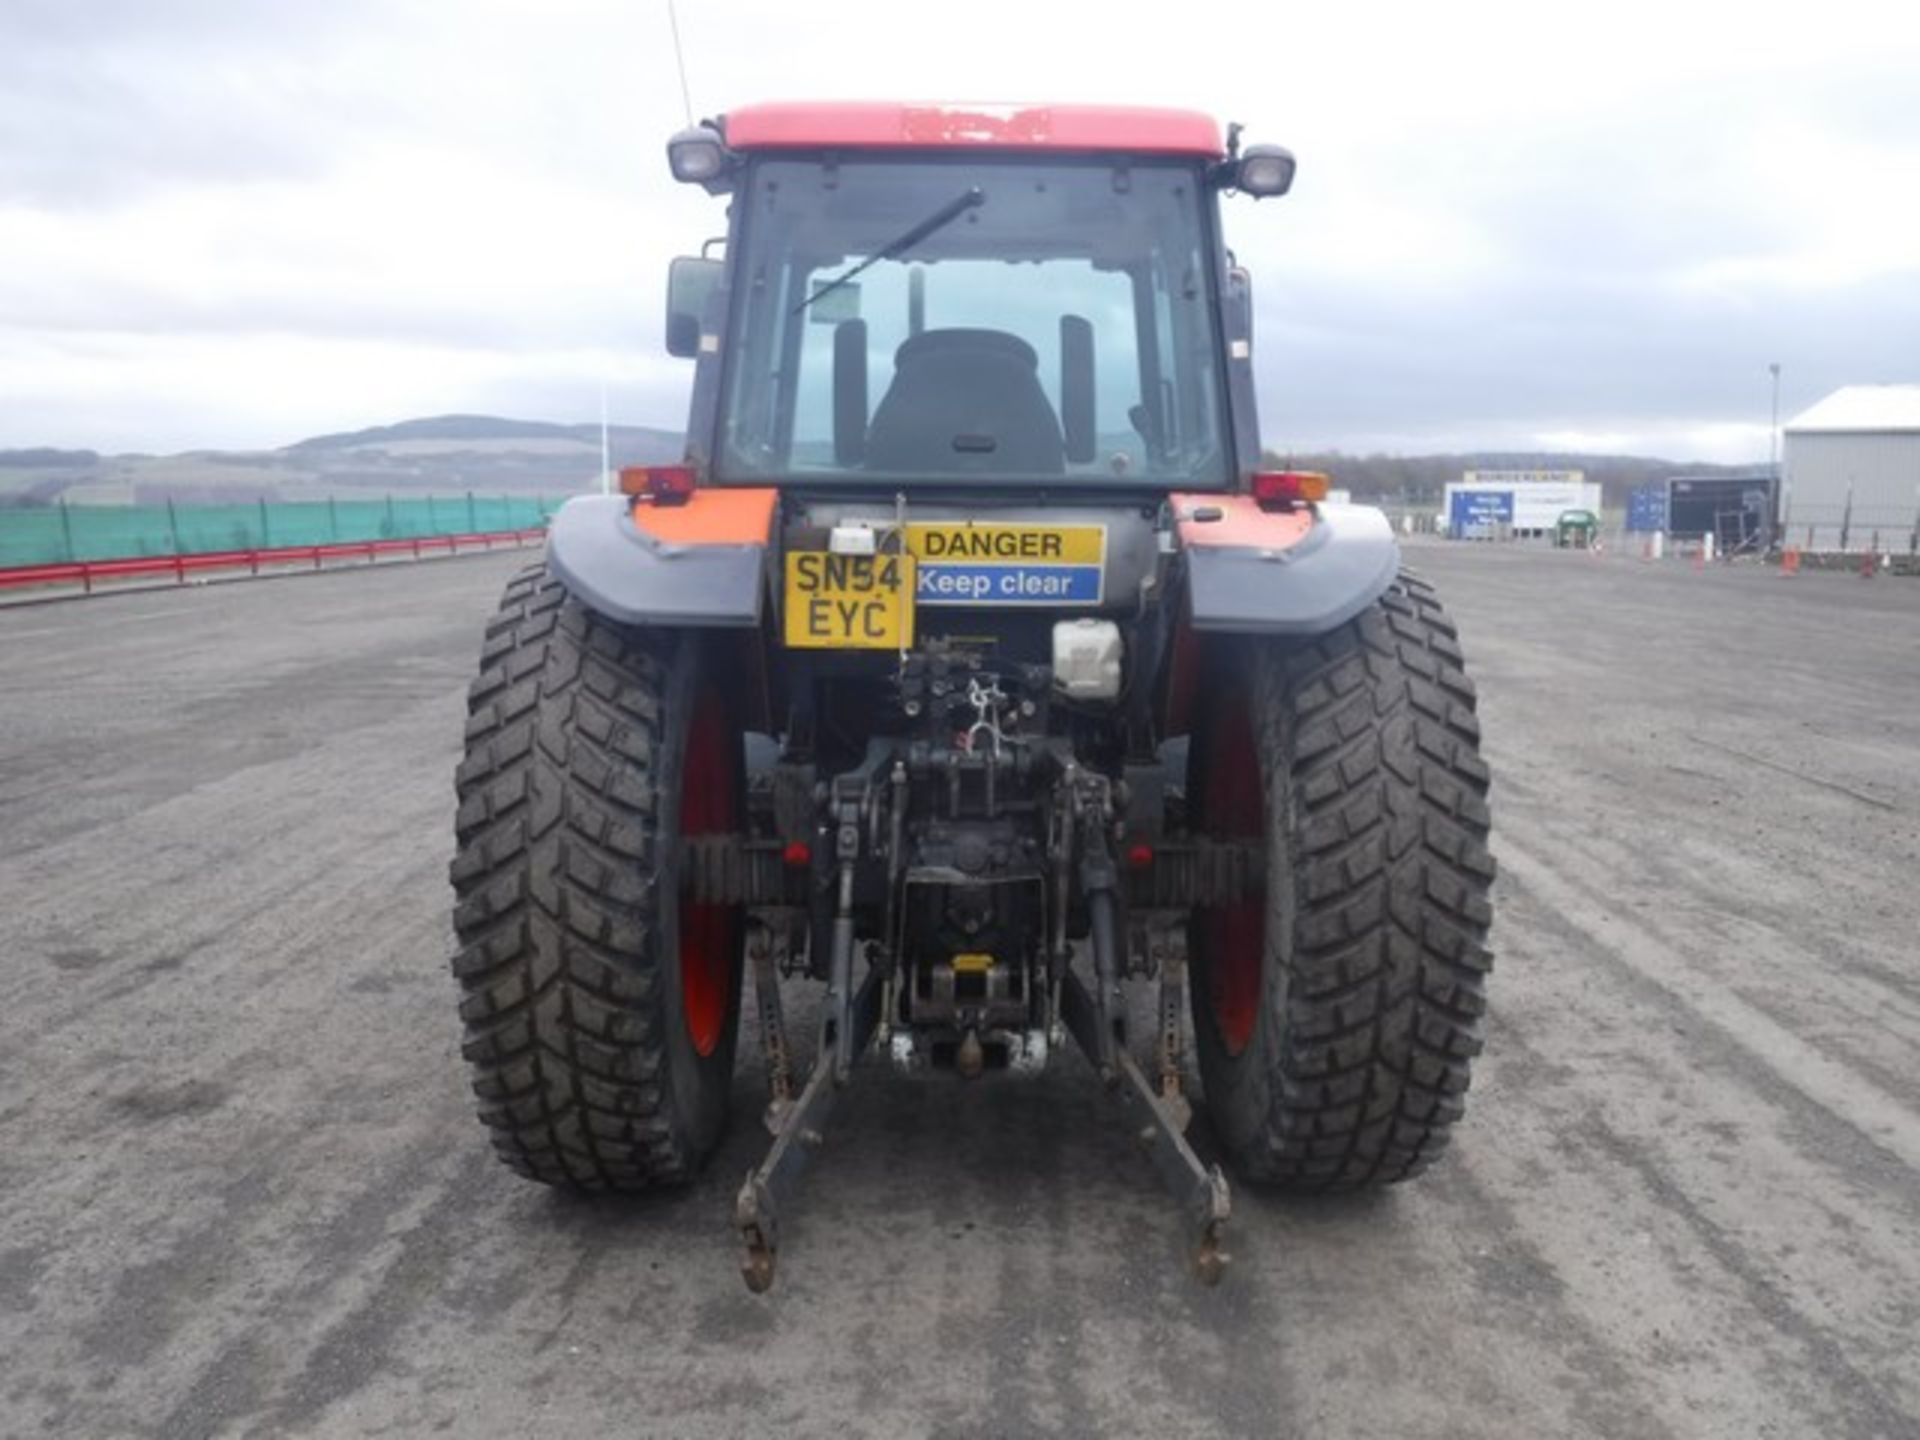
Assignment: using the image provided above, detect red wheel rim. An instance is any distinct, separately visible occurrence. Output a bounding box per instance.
[678,687,734,1058]
[1203,700,1263,1057]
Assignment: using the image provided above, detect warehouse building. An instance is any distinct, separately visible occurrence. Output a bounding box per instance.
[1782,385,1920,551]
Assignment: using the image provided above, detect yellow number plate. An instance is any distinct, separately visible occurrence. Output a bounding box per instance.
[783,551,916,650]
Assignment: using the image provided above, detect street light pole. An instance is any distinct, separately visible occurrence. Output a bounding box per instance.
[595,380,610,499]
[1769,362,1783,541]
[1768,363,1781,476]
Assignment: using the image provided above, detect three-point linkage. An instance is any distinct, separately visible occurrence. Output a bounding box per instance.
[729,747,1233,1292]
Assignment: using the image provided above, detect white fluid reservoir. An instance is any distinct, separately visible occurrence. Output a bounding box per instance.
[1052,618,1123,700]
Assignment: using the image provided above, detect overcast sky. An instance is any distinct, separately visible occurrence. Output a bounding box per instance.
[2,0,1916,459]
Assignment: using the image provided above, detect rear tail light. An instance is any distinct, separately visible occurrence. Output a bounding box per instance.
[1251,470,1330,511]
[619,465,697,504]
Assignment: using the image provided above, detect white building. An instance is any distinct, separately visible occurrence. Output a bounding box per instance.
[1783,385,1920,551]
[1443,470,1602,539]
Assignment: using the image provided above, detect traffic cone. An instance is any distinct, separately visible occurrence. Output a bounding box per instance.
[1859,548,1877,579]
[1781,546,1801,577]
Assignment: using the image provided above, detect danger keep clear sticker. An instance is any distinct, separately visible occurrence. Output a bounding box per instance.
[903,522,1106,606]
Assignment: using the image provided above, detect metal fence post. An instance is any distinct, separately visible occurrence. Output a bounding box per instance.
[329,495,339,541]
[166,497,183,556]
[59,499,76,563]
[467,490,477,532]
[258,496,271,549]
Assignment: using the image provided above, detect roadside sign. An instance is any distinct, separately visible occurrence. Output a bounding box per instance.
[1449,490,1513,535]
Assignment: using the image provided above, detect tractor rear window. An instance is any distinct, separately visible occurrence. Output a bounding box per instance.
[714,157,1231,488]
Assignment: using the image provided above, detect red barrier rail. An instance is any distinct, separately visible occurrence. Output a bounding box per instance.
[0,527,548,597]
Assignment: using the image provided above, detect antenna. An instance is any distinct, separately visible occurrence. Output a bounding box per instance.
[666,0,695,128]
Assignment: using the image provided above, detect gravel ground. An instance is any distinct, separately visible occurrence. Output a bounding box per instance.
[1,542,1916,1439]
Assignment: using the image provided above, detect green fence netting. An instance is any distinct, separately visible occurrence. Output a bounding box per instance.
[0,495,564,568]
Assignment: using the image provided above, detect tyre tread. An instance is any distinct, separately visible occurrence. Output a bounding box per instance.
[1235,572,1495,1189]
[448,563,697,1190]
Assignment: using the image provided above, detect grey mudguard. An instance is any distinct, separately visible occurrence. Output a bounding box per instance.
[1184,503,1401,635]
[545,494,767,627]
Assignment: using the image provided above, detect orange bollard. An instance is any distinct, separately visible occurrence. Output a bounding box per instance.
[1781,547,1801,576]
[1859,549,1877,579]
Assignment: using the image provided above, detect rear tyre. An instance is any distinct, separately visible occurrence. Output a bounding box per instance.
[449,563,745,1189]
[1188,573,1494,1189]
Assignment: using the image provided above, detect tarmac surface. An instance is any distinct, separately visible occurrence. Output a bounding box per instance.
[2,542,1918,1439]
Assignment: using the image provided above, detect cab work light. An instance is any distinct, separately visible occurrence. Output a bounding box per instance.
[1234,145,1297,198]
[666,125,732,189]
[1251,470,1330,510]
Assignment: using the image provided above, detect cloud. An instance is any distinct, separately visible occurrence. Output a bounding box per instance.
[1,0,1917,455]
[0,0,399,206]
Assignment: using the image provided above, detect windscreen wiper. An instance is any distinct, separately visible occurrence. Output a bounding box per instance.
[793,186,985,315]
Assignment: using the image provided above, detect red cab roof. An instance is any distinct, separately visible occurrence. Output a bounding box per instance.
[721,102,1225,158]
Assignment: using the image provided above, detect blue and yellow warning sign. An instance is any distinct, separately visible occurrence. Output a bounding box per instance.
[904,522,1106,606]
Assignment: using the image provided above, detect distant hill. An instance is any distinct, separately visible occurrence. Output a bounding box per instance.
[288,414,587,451]
[0,447,99,468]
[288,413,684,455]
[0,415,685,507]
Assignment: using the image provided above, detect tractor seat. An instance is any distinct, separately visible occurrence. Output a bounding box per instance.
[863,328,1065,475]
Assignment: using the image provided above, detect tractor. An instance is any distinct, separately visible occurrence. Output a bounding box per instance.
[448,102,1495,1290]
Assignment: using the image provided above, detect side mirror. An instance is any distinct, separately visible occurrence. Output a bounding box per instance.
[666,256,723,359]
